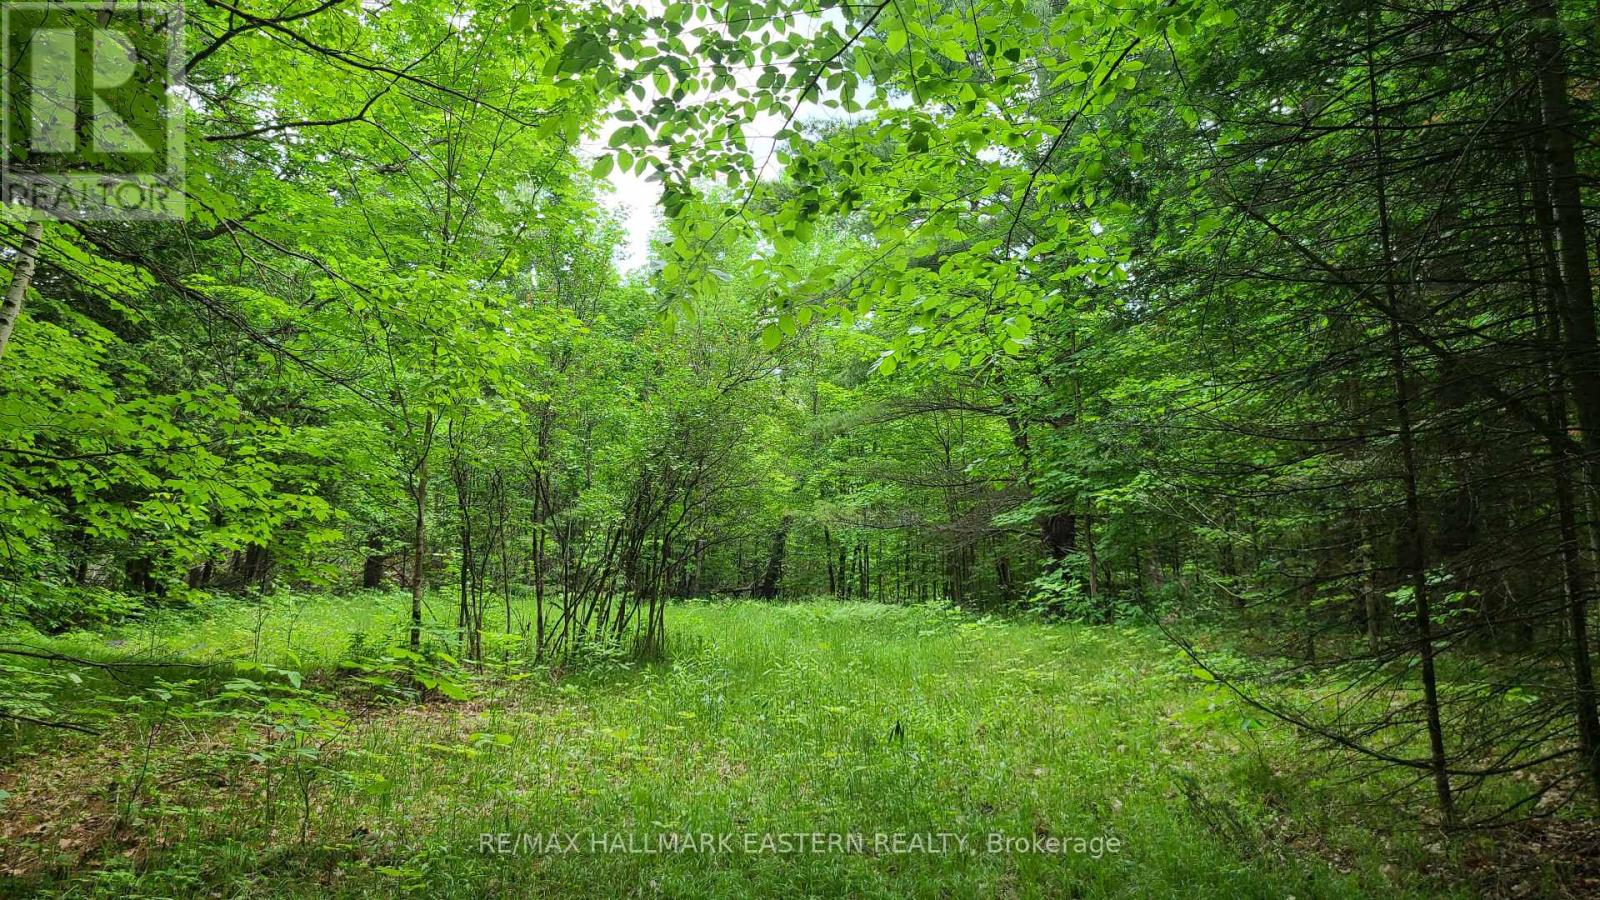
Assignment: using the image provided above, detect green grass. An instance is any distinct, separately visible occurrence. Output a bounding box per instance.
[1,597,1481,897]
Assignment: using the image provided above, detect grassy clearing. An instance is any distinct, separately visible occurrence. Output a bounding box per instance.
[0,598,1487,897]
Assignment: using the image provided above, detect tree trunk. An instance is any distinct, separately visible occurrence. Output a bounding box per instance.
[823,526,835,597]
[1367,28,1454,823]
[410,413,434,651]
[1530,0,1600,458]
[1043,510,1075,563]
[0,219,44,363]
[362,535,385,589]
[755,517,790,599]
[1527,1,1600,797]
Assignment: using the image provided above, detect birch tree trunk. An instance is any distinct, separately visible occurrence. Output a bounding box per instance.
[0,219,44,363]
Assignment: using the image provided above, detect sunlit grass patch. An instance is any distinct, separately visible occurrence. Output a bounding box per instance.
[1,598,1482,897]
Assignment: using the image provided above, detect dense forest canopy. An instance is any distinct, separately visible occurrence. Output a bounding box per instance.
[2,0,1600,892]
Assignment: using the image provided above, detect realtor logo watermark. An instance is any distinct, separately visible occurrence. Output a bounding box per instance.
[480,831,1124,859]
[2,1,184,220]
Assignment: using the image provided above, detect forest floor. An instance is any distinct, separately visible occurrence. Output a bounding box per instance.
[0,597,1580,898]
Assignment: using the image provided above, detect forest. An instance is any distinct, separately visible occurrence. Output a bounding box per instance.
[0,0,1598,895]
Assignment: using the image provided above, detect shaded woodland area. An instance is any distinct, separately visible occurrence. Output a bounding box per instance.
[2,0,1600,894]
